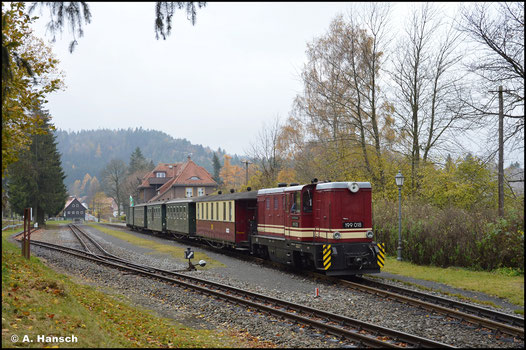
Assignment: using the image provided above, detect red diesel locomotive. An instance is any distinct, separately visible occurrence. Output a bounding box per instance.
[253,181,381,275]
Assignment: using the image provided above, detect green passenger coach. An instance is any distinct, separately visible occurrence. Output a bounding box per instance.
[165,198,196,236]
[146,201,166,232]
[133,204,147,229]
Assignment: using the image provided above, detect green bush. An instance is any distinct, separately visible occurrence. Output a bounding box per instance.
[373,199,524,271]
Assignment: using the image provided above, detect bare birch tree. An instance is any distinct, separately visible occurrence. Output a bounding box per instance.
[247,117,285,188]
[390,3,467,191]
[457,2,524,154]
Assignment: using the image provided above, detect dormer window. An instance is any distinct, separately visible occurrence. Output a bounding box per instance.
[189,176,200,180]
[156,172,166,178]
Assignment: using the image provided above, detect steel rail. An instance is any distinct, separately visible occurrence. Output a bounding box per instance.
[357,277,524,330]
[67,224,163,274]
[339,278,524,339]
[69,224,119,258]
[27,239,454,348]
[67,224,93,253]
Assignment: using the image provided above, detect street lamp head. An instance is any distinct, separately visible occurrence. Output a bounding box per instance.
[395,171,404,187]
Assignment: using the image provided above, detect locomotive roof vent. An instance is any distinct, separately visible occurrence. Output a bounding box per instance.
[230,189,235,193]
[247,187,252,191]
[311,178,318,184]
[277,183,287,187]
[289,183,299,186]
[218,191,222,195]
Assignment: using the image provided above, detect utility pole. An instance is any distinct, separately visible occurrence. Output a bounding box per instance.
[498,86,504,217]
[241,160,252,187]
[489,86,509,217]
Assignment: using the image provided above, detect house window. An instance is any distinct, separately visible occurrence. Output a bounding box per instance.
[156,172,166,178]
[189,176,200,180]
[198,187,205,196]
[186,188,193,198]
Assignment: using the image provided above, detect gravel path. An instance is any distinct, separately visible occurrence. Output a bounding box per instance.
[20,224,524,348]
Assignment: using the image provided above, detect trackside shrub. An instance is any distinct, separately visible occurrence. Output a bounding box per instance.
[373,200,524,271]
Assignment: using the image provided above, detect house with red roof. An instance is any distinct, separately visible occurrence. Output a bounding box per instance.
[137,156,218,203]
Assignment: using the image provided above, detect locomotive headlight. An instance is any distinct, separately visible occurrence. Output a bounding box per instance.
[348,182,359,193]
[333,231,341,240]
[366,230,374,239]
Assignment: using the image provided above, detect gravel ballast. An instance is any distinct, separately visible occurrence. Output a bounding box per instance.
[21,224,524,348]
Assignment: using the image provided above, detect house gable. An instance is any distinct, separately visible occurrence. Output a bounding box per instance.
[147,157,217,202]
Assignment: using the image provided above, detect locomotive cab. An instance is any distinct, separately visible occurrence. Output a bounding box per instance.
[313,182,379,275]
[284,184,316,240]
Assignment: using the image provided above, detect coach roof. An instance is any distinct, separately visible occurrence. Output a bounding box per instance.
[193,190,257,202]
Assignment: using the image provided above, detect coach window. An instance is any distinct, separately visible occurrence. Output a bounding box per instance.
[229,201,232,222]
[302,190,313,213]
[274,197,278,210]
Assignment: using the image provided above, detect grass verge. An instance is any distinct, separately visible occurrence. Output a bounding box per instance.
[2,231,272,348]
[381,256,524,311]
[86,223,225,269]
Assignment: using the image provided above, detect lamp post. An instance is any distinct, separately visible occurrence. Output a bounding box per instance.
[395,171,404,261]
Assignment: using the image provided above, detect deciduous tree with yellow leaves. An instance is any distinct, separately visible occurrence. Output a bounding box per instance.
[2,2,64,177]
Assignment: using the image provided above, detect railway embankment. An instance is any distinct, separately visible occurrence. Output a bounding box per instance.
[1,228,272,348]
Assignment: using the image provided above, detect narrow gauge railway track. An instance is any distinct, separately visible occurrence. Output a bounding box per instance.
[350,276,524,337]
[11,227,39,239]
[108,223,525,341]
[68,224,115,257]
[25,237,454,349]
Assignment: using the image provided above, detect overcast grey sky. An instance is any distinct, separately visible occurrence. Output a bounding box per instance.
[31,2,522,166]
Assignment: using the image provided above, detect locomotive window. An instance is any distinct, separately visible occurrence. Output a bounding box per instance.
[291,192,301,213]
[302,190,313,213]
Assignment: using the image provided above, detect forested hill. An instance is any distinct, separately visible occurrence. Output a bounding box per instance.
[55,128,234,189]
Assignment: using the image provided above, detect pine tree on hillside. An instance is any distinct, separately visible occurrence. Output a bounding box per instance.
[212,152,222,185]
[128,146,152,174]
[7,111,68,225]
